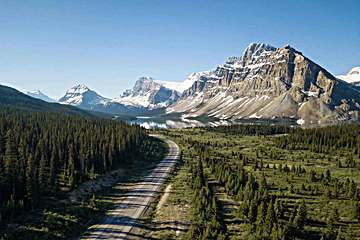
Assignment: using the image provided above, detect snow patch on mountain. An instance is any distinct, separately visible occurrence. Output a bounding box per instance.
[27,90,56,103]
[337,67,360,85]
[156,72,207,93]
[114,93,152,108]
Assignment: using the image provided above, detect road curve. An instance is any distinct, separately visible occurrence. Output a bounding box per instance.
[82,136,180,240]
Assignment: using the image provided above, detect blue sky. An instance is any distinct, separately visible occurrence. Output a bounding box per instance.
[0,0,359,99]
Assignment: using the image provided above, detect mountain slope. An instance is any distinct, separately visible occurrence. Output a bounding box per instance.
[59,84,141,115]
[27,90,57,102]
[113,77,181,109]
[168,43,360,125]
[0,84,91,116]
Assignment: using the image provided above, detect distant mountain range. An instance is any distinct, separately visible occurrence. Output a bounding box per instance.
[21,42,360,126]
[31,76,197,116]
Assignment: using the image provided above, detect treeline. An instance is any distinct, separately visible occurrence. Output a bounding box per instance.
[275,124,360,154]
[206,124,291,136]
[0,108,147,222]
[187,159,226,240]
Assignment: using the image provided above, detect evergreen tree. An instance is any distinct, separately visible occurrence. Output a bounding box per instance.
[327,207,340,230]
[4,130,18,198]
[265,199,276,236]
[293,199,307,230]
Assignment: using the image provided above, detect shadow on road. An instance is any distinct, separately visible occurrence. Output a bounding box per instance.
[81,138,181,240]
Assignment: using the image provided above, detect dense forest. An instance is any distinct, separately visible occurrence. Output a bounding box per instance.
[275,124,360,154]
[205,124,292,136]
[0,107,146,224]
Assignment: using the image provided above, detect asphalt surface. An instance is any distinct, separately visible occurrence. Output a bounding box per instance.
[82,136,180,240]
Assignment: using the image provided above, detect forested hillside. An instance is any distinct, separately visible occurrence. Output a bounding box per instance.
[0,107,146,227]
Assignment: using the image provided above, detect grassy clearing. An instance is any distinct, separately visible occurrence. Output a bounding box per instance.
[141,163,192,240]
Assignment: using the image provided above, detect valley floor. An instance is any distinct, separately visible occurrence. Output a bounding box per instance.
[142,126,360,240]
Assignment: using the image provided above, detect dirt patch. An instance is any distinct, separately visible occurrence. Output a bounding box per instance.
[156,184,172,211]
[68,168,126,203]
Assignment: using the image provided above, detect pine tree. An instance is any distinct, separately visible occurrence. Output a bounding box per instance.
[327,207,339,230]
[26,154,35,208]
[352,200,360,221]
[4,130,18,198]
[248,198,257,223]
[293,199,307,230]
[49,147,58,190]
[256,201,266,237]
[274,199,284,219]
[38,154,48,190]
[265,199,276,236]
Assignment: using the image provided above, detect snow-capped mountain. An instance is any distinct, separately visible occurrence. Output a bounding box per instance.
[59,84,141,115]
[168,43,360,125]
[27,90,56,103]
[156,73,200,93]
[113,77,181,109]
[59,84,109,106]
[337,67,360,86]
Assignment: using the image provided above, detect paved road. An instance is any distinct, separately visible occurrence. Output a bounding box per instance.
[82,136,180,240]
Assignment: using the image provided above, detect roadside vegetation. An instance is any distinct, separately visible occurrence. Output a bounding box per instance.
[150,124,360,239]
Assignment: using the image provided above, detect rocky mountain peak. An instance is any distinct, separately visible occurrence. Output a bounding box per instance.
[67,84,90,94]
[132,77,161,95]
[241,42,277,65]
[59,84,108,106]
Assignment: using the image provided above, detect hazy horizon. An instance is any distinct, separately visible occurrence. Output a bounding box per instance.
[1,0,359,99]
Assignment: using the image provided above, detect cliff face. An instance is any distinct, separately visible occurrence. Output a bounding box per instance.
[168,43,360,125]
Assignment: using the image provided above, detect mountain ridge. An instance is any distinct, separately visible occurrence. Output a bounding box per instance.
[168,43,360,125]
